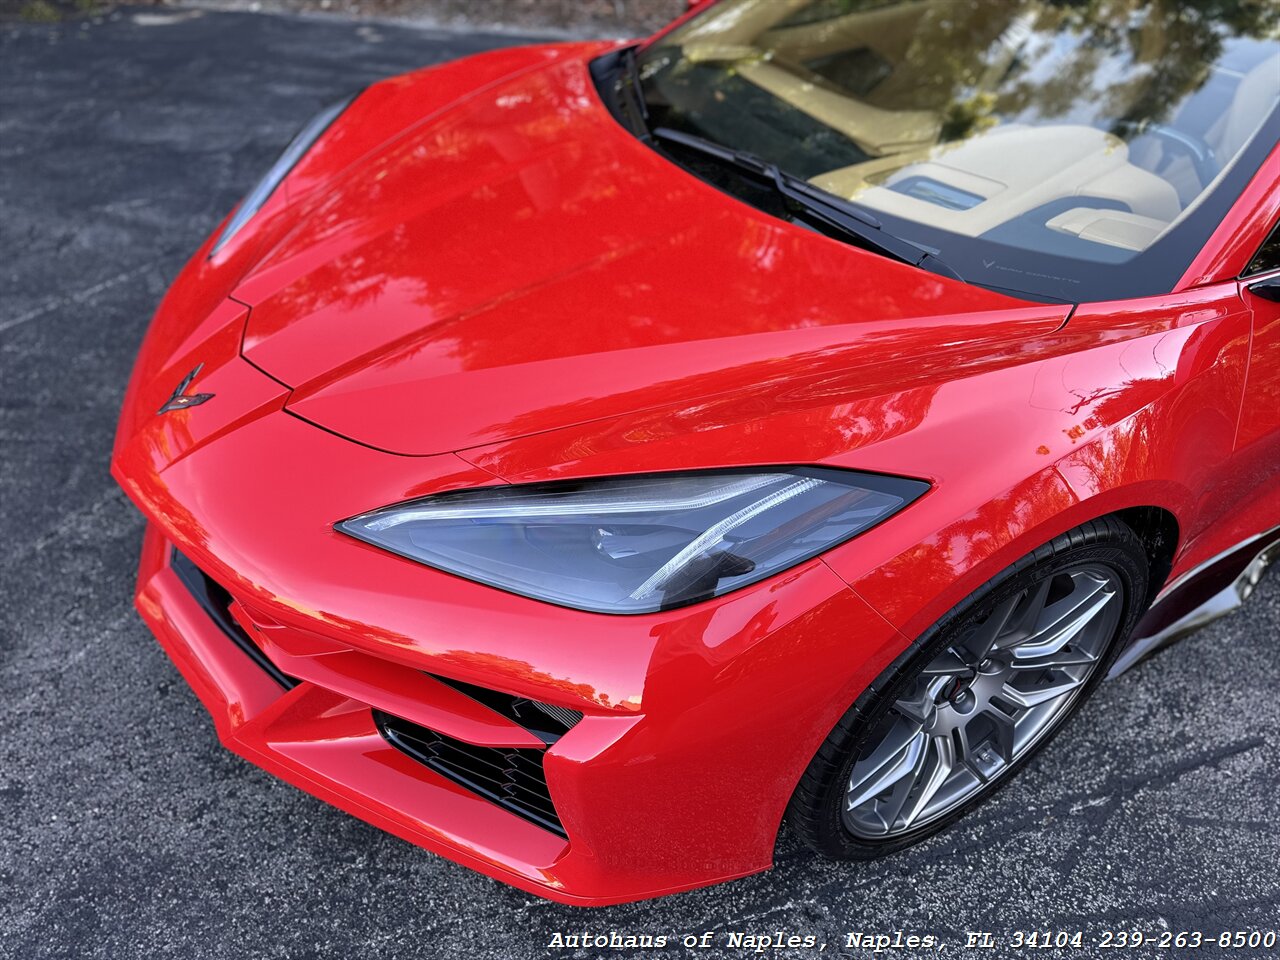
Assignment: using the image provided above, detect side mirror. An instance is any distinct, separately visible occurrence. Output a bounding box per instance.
[1246,275,1280,303]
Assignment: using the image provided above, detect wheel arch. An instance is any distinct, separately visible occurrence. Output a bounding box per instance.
[765,479,1186,864]
[1110,505,1179,609]
[831,462,1191,654]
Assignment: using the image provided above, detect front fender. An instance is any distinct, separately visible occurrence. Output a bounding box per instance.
[832,283,1248,642]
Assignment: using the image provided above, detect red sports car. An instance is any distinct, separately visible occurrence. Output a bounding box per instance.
[112,0,1280,905]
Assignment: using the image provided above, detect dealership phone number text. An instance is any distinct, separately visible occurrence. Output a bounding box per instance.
[997,930,1279,950]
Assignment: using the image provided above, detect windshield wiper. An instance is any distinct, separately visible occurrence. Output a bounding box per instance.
[651,127,963,282]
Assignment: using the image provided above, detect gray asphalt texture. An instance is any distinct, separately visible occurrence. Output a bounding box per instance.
[2,9,1278,960]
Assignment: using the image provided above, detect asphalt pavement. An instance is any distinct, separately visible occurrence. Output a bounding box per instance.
[2,9,1278,959]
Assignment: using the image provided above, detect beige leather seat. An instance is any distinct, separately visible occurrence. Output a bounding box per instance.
[1210,52,1280,166]
[1134,52,1278,206]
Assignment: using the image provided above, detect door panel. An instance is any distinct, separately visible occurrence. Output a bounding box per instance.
[1230,269,1280,549]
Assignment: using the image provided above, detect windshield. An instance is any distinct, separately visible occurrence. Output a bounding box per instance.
[635,0,1280,302]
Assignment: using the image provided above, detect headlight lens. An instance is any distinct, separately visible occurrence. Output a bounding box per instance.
[210,93,356,256]
[337,468,928,614]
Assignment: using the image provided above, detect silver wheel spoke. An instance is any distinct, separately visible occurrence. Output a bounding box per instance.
[919,647,969,677]
[847,726,926,809]
[967,592,1022,659]
[1007,577,1054,638]
[894,676,947,724]
[1000,578,1055,648]
[892,693,933,726]
[878,731,934,829]
[1008,648,1098,671]
[1017,576,1113,658]
[1000,677,1084,708]
[895,736,954,829]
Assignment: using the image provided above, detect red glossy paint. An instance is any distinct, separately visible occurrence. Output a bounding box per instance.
[112,30,1280,905]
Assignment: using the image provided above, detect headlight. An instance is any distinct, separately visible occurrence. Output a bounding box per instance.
[210,93,357,256]
[337,468,928,614]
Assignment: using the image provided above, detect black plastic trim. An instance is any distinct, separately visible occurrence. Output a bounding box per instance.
[1242,220,1280,279]
[1127,524,1280,642]
[429,674,582,745]
[170,549,298,690]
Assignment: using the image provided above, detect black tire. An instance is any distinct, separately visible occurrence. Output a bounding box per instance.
[788,516,1149,858]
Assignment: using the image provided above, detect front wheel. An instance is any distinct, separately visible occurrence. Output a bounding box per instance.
[789,517,1149,858]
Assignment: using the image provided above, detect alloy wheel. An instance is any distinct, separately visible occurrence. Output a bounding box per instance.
[843,563,1122,839]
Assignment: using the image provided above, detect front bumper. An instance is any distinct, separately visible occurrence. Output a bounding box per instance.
[113,367,906,905]
[125,514,901,904]
[132,522,580,898]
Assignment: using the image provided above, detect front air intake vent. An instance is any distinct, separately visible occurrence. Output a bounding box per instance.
[374,711,566,837]
[428,673,583,744]
[531,700,583,731]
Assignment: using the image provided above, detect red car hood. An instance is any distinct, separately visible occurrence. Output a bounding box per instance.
[232,49,1068,457]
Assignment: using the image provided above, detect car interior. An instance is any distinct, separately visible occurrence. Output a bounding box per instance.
[659,0,1280,257]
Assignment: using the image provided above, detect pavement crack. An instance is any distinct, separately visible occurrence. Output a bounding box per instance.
[0,261,159,335]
